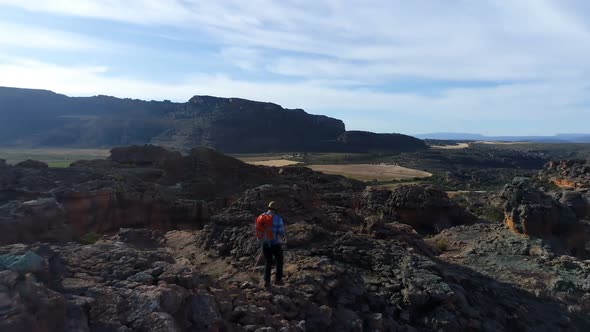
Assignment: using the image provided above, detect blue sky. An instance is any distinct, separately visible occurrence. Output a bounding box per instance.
[1,0,589,135]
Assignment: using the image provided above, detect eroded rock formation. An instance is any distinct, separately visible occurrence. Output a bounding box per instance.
[501,178,590,258]
[2,146,590,331]
[359,185,477,233]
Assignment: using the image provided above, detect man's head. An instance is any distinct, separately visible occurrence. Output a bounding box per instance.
[267,201,277,211]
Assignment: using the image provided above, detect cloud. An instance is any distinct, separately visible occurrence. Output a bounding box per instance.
[1,57,589,135]
[1,0,590,134]
[0,22,112,51]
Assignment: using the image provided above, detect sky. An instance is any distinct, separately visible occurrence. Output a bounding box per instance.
[0,0,589,135]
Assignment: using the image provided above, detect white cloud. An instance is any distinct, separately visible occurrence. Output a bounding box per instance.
[1,0,590,134]
[0,22,112,51]
[1,58,589,135]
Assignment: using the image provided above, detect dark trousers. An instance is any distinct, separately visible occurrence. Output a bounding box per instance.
[263,243,283,284]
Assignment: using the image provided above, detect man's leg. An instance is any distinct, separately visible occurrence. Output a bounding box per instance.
[262,244,272,286]
[273,244,284,283]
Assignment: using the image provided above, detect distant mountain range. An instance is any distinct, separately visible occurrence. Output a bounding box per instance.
[0,86,426,153]
[416,132,590,143]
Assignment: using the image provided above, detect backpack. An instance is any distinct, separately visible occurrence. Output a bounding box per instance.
[255,213,274,242]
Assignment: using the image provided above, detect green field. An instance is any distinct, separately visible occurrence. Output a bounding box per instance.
[0,148,110,168]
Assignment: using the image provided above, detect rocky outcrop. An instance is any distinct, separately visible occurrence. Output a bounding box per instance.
[555,190,590,219]
[359,185,477,233]
[500,178,589,257]
[542,160,590,189]
[336,130,427,152]
[0,198,71,245]
[4,225,590,332]
[14,159,48,169]
[109,144,182,166]
[0,145,364,245]
[0,146,271,244]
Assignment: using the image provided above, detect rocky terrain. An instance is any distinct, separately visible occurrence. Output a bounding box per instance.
[541,160,590,190]
[2,145,590,331]
[0,87,426,153]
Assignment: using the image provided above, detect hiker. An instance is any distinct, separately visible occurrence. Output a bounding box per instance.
[255,201,286,288]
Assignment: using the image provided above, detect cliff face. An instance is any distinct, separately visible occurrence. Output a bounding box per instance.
[336,130,427,152]
[0,87,428,153]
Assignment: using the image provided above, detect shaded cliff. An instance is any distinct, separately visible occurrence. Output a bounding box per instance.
[0,86,426,153]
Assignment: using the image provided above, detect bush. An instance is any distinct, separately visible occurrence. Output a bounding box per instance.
[479,206,504,223]
[434,238,449,251]
[79,232,100,245]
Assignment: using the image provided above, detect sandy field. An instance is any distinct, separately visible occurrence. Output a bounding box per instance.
[307,164,432,181]
[243,159,301,167]
[431,143,470,149]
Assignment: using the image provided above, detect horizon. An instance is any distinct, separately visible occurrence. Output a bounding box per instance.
[1,1,590,136]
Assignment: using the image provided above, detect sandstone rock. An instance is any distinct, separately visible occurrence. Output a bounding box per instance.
[0,198,70,245]
[555,190,590,219]
[501,178,589,257]
[118,228,165,248]
[542,160,590,189]
[360,185,477,234]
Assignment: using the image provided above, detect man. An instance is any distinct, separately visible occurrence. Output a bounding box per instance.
[257,201,286,288]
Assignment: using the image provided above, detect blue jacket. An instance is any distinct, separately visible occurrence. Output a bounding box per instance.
[262,211,285,245]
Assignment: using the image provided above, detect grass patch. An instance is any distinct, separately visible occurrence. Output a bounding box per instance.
[434,238,449,251]
[479,206,505,222]
[79,232,100,245]
[47,161,72,168]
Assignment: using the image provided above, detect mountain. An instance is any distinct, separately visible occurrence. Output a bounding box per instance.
[416,132,590,143]
[0,86,426,153]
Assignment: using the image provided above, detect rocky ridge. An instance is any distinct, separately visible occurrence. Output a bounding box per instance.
[2,146,590,331]
[0,86,426,153]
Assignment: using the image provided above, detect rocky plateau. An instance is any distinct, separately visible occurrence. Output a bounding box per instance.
[1,146,590,331]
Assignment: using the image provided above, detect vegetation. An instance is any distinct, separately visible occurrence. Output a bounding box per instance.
[0,148,109,167]
[479,206,505,223]
[79,232,100,245]
[434,238,449,251]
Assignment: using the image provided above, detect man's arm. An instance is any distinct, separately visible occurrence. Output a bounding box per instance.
[274,215,286,242]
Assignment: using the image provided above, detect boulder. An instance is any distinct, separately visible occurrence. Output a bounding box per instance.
[555,190,590,219]
[501,178,589,257]
[0,198,70,245]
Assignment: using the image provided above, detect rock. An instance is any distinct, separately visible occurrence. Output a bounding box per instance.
[0,198,70,245]
[555,190,590,219]
[128,271,155,285]
[501,178,589,257]
[191,292,222,330]
[0,251,45,274]
[118,228,165,248]
[109,145,182,167]
[542,160,590,189]
[15,159,48,169]
[336,131,427,153]
[144,312,182,332]
[360,185,477,234]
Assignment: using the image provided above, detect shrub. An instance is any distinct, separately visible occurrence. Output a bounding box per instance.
[79,232,100,245]
[479,206,504,223]
[434,238,449,251]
